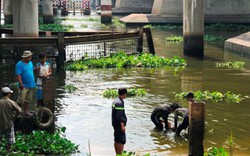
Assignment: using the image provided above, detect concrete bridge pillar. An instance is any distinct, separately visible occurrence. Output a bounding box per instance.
[3,0,13,24]
[13,0,39,37]
[43,0,54,24]
[101,0,112,23]
[152,0,182,15]
[183,0,204,57]
[96,0,101,7]
[114,0,154,14]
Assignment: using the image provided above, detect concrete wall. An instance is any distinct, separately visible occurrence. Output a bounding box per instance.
[115,0,154,12]
[152,0,250,15]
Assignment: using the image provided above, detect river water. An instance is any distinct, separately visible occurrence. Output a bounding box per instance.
[1,13,250,156]
[53,14,250,156]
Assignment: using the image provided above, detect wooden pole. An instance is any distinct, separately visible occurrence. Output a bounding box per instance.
[0,0,1,27]
[188,101,205,156]
[143,28,155,55]
[57,33,65,68]
[137,28,143,54]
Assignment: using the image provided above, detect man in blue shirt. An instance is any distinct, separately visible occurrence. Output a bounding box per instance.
[112,88,127,155]
[15,50,36,115]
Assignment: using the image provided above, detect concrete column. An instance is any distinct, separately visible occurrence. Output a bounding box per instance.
[3,0,13,24]
[96,0,101,7]
[101,0,112,23]
[13,0,39,37]
[152,0,182,15]
[183,0,204,57]
[43,0,54,24]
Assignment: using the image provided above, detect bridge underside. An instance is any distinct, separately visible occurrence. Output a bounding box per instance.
[118,0,250,25]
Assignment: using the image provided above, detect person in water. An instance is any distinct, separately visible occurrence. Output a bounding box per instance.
[151,103,181,131]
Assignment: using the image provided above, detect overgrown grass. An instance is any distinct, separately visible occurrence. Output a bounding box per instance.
[103,88,147,98]
[65,52,186,71]
[216,61,245,69]
[175,90,245,103]
[0,127,79,155]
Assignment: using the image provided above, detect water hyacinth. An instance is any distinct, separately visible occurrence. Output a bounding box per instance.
[0,128,78,155]
[65,52,186,71]
[216,61,245,69]
[165,35,224,43]
[175,90,244,103]
[103,88,147,98]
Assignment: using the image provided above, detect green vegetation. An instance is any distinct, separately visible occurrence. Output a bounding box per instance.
[2,23,73,32]
[216,61,245,69]
[103,88,147,98]
[39,24,74,32]
[112,17,125,27]
[175,90,244,103]
[0,128,79,155]
[145,23,250,32]
[204,35,224,42]
[204,147,229,156]
[80,23,88,28]
[61,84,78,93]
[227,131,234,156]
[165,35,224,43]
[65,52,186,71]
[165,36,183,42]
[1,24,13,28]
[205,23,250,32]
[144,24,182,30]
[116,151,150,156]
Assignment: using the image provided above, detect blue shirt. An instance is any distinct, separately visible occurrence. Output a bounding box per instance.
[15,60,36,88]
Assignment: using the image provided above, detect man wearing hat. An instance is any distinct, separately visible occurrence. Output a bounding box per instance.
[0,87,22,152]
[15,50,36,115]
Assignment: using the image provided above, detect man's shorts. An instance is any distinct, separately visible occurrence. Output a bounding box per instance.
[113,127,126,145]
[0,126,15,145]
[16,88,34,104]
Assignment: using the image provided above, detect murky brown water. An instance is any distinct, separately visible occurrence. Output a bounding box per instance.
[54,19,250,155]
[1,13,250,156]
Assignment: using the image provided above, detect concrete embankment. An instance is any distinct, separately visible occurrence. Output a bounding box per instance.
[225,32,250,55]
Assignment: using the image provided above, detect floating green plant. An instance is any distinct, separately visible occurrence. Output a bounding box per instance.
[205,23,250,32]
[216,61,245,69]
[65,52,186,71]
[204,147,229,156]
[112,17,125,27]
[61,84,78,93]
[175,90,244,103]
[0,127,78,155]
[39,23,74,32]
[80,23,88,28]
[165,36,183,42]
[165,35,224,43]
[145,24,182,30]
[103,88,147,98]
[145,23,250,32]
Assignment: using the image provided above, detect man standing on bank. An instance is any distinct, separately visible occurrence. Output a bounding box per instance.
[112,88,127,155]
[15,50,36,115]
[0,87,22,152]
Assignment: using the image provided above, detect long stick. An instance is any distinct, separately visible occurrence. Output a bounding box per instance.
[88,139,91,156]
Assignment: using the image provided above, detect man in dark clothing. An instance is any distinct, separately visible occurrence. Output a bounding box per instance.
[112,88,127,155]
[173,107,189,135]
[151,103,181,131]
